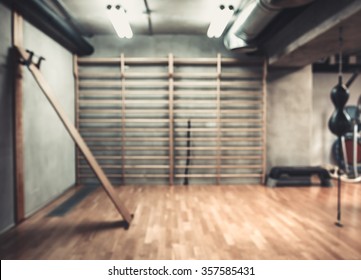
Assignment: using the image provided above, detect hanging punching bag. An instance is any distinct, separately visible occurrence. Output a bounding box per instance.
[328,76,352,137]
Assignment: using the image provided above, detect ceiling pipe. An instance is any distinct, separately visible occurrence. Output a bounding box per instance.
[224,0,315,51]
[2,0,94,56]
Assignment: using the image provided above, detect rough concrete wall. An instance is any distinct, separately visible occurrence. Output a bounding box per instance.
[0,3,15,233]
[89,35,237,58]
[267,66,313,170]
[22,21,75,216]
[312,73,361,165]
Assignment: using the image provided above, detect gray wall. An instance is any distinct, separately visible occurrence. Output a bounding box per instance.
[89,35,238,58]
[0,2,15,233]
[0,3,76,233]
[267,66,313,169]
[22,21,75,216]
[312,73,361,165]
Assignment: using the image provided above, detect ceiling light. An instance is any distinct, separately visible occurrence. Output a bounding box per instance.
[106,4,133,39]
[207,5,235,38]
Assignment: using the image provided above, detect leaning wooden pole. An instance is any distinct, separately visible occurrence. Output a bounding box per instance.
[15,46,133,226]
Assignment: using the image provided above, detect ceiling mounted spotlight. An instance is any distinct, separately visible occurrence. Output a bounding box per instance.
[207,4,235,38]
[106,4,133,39]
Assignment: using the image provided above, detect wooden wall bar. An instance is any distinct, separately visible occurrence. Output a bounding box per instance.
[12,12,25,222]
[76,54,266,185]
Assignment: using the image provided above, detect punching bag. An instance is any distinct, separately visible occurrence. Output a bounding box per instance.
[328,76,352,137]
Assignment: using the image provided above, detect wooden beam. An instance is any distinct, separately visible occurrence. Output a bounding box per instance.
[261,60,268,184]
[168,54,174,186]
[120,53,126,185]
[73,55,80,186]
[12,12,25,223]
[15,46,133,226]
[265,0,361,66]
[216,53,221,185]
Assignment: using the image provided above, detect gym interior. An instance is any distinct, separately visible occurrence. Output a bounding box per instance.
[0,0,360,259]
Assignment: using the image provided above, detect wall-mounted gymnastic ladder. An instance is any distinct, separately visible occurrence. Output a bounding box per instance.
[75,54,267,186]
[15,46,133,226]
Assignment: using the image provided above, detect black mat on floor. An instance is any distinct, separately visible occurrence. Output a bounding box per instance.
[47,185,98,217]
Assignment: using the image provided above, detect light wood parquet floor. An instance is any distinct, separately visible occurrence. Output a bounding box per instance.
[0,183,360,259]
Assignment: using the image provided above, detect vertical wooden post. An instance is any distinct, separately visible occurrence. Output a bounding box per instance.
[216,54,221,185]
[168,54,174,186]
[73,55,80,186]
[12,11,25,223]
[261,59,268,184]
[120,54,126,185]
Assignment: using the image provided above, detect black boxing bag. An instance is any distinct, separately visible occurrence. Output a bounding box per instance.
[328,77,352,137]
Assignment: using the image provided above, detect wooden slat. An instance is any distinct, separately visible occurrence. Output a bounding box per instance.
[220,165,262,169]
[79,72,168,79]
[173,100,216,104]
[175,147,216,150]
[174,81,218,87]
[175,165,262,169]
[221,109,263,114]
[120,53,126,184]
[12,12,25,223]
[173,90,218,95]
[174,109,217,114]
[80,165,169,169]
[80,127,169,132]
[175,155,216,159]
[168,54,174,185]
[79,90,168,95]
[220,90,262,96]
[78,57,169,64]
[261,59,268,184]
[220,81,262,87]
[16,46,132,225]
[175,137,262,142]
[73,55,80,186]
[175,155,262,160]
[124,156,169,160]
[79,119,168,123]
[216,54,221,184]
[85,137,168,142]
[174,58,217,65]
[124,174,169,178]
[220,174,263,178]
[174,174,217,178]
[174,174,262,178]
[173,72,217,78]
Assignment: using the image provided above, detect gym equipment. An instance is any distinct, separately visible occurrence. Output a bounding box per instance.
[266,166,332,187]
[331,100,361,181]
[328,27,352,227]
[16,46,133,227]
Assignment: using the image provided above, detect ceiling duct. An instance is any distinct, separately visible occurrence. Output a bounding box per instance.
[2,0,94,56]
[224,0,315,51]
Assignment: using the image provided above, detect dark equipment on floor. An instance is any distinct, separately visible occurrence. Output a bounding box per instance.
[266,166,332,187]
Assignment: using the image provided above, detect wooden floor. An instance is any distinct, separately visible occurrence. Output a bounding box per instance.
[1,182,361,260]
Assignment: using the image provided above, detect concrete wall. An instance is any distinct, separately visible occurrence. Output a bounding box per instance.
[312,73,361,165]
[267,66,313,170]
[23,21,75,216]
[0,3,15,233]
[89,35,238,58]
[0,3,76,233]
